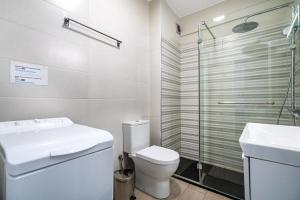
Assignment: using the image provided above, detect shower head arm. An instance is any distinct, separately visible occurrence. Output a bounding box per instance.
[201,21,216,39]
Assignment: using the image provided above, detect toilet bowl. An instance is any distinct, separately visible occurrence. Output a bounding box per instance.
[122,120,179,199]
[129,145,179,199]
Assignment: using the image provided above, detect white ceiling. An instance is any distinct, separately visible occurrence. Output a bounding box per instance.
[166,0,225,18]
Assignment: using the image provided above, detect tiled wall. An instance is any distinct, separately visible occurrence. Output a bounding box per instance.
[0,0,150,169]
[180,42,199,161]
[156,0,181,149]
[161,38,181,152]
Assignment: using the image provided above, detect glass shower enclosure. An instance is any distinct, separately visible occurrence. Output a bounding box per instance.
[161,2,298,200]
[198,17,292,200]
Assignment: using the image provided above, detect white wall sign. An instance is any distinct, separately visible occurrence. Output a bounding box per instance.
[10,61,48,85]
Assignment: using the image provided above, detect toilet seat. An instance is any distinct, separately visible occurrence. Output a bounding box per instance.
[136,145,179,165]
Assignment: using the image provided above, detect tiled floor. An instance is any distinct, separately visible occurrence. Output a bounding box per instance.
[135,177,233,200]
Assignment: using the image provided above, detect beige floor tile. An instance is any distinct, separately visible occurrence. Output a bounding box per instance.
[204,191,230,200]
[135,189,145,199]
[134,178,231,200]
[135,189,156,200]
[135,178,188,200]
[221,196,233,200]
[163,178,189,199]
[188,183,208,195]
[179,188,206,200]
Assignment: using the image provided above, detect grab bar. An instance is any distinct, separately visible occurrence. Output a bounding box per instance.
[218,101,275,105]
[63,17,122,48]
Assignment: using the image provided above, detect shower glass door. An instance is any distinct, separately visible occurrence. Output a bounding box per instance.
[198,22,293,199]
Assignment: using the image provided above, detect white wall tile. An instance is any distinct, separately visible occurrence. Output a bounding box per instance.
[0,59,89,98]
[0,19,89,72]
[44,0,90,21]
[0,0,87,41]
[150,116,161,146]
[0,98,89,123]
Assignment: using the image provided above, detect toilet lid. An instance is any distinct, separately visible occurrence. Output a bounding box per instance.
[136,145,179,165]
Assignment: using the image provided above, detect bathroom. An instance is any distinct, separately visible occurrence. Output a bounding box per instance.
[0,0,299,199]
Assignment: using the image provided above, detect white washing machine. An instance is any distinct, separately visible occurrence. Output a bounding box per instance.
[0,118,114,200]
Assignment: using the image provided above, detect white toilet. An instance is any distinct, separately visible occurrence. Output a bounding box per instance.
[123,120,179,199]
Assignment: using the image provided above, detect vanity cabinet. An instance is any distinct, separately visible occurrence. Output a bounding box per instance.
[243,156,300,200]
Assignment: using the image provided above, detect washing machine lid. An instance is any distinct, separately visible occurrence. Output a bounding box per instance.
[136,145,179,165]
[0,118,113,176]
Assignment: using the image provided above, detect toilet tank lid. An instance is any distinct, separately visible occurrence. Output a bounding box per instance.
[123,120,149,126]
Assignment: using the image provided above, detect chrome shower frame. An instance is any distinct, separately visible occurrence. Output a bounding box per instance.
[197,23,203,184]
[287,4,300,119]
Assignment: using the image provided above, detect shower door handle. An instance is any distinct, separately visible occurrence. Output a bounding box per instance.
[218,101,275,105]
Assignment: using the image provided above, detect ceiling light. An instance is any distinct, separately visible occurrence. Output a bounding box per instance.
[213,15,225,22]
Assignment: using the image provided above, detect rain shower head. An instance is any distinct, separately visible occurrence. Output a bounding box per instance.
[232,21,259,33]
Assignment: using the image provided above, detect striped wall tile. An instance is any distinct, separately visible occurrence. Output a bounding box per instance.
[161,38,181,153]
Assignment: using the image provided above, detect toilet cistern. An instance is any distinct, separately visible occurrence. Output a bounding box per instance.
[122,120,179,199]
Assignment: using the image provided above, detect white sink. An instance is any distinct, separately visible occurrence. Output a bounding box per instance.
[240,123,300,167]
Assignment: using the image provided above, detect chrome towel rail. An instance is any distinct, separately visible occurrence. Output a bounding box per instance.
[63,17,122,48]
[218,101,275,105]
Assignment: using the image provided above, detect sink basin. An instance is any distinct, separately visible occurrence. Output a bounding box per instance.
[240,123,300,167]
